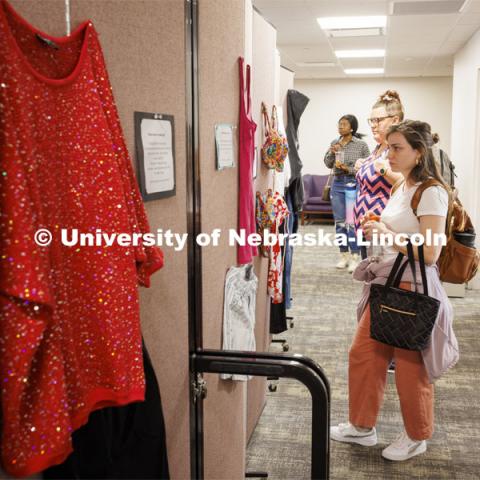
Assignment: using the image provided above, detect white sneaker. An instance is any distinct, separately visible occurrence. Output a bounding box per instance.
[336,252,350,269]
[382,430,427,461]
[348,253,360,273]
[330,422,378,446]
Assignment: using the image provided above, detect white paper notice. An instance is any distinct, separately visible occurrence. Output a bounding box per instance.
[141,118,174,194]
[215,124,235,169]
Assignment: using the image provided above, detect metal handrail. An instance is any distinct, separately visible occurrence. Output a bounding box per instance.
[193,350,330,480]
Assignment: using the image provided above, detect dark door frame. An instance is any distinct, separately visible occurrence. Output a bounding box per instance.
[185,0,203,478]
[185,1,331,478]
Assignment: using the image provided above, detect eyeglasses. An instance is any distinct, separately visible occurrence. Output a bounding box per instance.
[367,115,394,126]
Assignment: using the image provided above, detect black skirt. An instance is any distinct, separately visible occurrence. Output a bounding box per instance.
[43,342,170,479]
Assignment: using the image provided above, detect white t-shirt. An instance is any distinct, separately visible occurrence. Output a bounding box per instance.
[380,182,449,259]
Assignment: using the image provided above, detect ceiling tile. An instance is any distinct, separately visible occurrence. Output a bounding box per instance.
[387,23,452,43]
[339,57,385,69]
[457,12,480,25]
[295,65,346,79]
[439,41,468,54]
[275,19,328,45]
[426,55,454,68]
[280,44,336,62]
[329,36,386,49]
[252,0,470,78]
[387,42,443,56]
[462,0,480,14]
[388,13,460,28]
[254,0,310,22]
[446,23,480,42]
[304,0,389,16]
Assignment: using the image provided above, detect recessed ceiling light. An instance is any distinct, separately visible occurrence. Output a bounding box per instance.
[344,68,384,75]
[317,16,387,30]
[329,27,384,38]
[335,49,385,58]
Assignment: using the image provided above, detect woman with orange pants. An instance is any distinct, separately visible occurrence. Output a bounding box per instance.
[331,120,459,461]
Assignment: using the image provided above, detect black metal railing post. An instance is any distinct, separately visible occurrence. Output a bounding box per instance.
[194,350,330,480]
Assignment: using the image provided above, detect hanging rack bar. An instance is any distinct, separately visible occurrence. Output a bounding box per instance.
[65,0,71,36]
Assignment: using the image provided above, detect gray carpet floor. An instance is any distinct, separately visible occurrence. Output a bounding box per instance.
[246,224,480,480]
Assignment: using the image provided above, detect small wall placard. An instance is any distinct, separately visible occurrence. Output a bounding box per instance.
[215,123,235,170]
[134,111,176,200]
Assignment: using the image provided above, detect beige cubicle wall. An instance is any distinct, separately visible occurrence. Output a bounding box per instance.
[5,1,190,479]
[2,1,283,479]
[246,8,279,442]
[198,0,282,476]
[198,1,250,479]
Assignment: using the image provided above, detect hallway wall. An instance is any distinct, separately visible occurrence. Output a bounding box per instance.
[452,28,480,288]
[295,77,453,176]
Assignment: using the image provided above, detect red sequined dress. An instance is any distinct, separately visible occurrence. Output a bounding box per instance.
[0,1,164,476]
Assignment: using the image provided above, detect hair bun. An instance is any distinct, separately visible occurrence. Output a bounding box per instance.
[379,90,401,103]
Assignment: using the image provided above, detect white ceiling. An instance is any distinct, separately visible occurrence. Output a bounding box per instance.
[252,0,480,78]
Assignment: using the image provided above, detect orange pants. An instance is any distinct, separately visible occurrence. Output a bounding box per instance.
[348,290,434,441]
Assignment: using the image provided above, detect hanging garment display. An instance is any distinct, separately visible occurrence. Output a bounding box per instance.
[286,89,310,213]
[237,57,258,265]
[269,219,287,334]
[0,1,164,476]
[42,343,170,479]
[256,190,289,304]
[255,189,276,258]
[284,190,298,310]
[260,102,288,172]
[221,265,258,381]
[272,105,291,195]
[270,190,297,334]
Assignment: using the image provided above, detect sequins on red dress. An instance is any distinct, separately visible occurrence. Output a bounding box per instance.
[0,1,163,475]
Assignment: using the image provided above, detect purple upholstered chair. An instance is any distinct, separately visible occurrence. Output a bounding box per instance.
[301,174,334,225]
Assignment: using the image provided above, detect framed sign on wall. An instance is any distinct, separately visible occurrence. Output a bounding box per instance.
[134,111,176,200]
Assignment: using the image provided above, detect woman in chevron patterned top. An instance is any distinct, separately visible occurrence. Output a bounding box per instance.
[353,91,404,245]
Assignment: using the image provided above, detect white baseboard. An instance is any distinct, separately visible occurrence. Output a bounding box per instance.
[467,274,480,290]
[443,282,466,298]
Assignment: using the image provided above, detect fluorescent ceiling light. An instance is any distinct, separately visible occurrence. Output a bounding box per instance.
[329,27,384,38]
[335,49,385,58]
[317,16,387,30]
[344,68,384,75]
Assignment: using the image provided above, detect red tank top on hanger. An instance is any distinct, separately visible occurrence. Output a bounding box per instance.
[238,57,258,264]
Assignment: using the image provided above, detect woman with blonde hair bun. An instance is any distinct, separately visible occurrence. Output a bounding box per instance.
[353,90,404,250]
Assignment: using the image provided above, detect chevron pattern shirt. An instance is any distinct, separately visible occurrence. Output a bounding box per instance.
[354,147,392,231]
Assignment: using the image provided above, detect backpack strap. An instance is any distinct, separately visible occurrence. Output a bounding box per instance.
[410,178,443,216]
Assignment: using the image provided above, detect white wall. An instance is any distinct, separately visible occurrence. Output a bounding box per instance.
[279,66,294,126]
[452,29,480,234]
[451,29,480,288]
[294,77,453,177]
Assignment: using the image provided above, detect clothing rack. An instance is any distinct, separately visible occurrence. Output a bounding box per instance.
[64,0,71,35]
[268,316,294,391]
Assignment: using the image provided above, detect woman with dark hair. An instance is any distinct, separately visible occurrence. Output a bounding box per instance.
[324,115,370,272]
[331,120,458,462]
